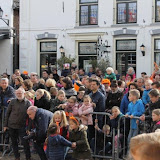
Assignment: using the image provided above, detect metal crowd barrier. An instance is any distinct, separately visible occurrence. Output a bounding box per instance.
[90,113,146,160]
[0,106,12,157]
[116,115,146,160]
[91,112,115,160]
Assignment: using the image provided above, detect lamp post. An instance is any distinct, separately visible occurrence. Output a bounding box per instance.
[140,44,145,56]
[0,7,9,26]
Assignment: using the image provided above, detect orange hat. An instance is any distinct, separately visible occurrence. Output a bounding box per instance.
[101,79,111,86]
[69,116,79,125]
[23,71,28,75]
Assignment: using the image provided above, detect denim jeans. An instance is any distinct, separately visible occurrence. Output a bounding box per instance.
[128,128,138,145]
[9,127,31,159]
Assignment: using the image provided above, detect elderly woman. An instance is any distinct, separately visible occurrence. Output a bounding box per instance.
[61,77,77,98]
[125,67,136,82]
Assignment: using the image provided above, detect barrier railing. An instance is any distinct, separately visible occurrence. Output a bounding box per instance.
[91,112,115,160]
[0,106,12,157]
[116,115,145,159]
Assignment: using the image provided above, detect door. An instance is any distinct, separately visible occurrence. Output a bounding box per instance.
[40,53,56,76]
[116,52,136,75]
[79,56,97,73]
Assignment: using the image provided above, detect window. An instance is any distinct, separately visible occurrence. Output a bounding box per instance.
[117,1,137,24]
[116,40,136,75]
[154,39,160,66]
[79,0,98,25]
[78,42,97,72]
[156,0,160,22]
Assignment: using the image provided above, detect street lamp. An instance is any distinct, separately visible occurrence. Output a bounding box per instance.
[0,7,9,26]
[140,44,145,56]
[59,45,65,57]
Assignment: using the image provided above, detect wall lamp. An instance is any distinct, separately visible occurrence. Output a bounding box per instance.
[140,44,145,56]
[59,45,65,57]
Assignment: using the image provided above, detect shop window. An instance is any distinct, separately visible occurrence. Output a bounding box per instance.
[154,39,160,66]
[78,42,97,72]
[116,39,136,75]
[40,41,57,76]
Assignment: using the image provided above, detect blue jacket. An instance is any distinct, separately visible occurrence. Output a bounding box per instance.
[46,134,72,160]
[142,89,151,105]
[120,93,130,114]
[0,86,15,107]
[126,99,145,129]
[34,108,53,143]
[89,90,105,128]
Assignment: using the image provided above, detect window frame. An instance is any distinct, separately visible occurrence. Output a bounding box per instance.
[116,1,137,24]
[79,0,98,26]
[155,0,160,22]
[78,42,97,55]
[40,41,57,53]
[116,39,137,51]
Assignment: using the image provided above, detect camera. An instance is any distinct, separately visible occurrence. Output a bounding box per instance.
[23,129,36,140]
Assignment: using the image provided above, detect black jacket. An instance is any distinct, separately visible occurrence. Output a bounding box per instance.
[34,108,53,143]
[50,98,66,113]
[61,69,71,77]
[106,90,123,110]
[34,95,50,110]
[32,82,46,91]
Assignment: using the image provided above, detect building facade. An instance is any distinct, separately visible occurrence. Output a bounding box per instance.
[20,0,160,77]
[0,0,19,76]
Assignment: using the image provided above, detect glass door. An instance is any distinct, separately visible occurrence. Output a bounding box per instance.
[40,53,57,76]
[116,52,136,75]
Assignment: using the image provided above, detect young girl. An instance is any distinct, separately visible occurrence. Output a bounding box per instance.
[50,90,67,113]
[151,109,160,132]
[69,116,91,160]
[60,96,79,117]
[46,123,75,160]
[78,95,93,126]
[142,80,152,106]
[110,106,124,153]
[50,111,69,139]
[25,91,35,105]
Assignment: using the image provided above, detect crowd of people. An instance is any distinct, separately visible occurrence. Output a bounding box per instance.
[0,64,160,160]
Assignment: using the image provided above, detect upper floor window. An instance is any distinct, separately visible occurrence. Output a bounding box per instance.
[156,0,160,22]
[79,0,98,25]
[117,1,137,24]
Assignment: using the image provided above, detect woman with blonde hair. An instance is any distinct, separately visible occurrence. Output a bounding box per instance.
[45,78,56,91]
[34,89,51,110]
[129,132,160,160]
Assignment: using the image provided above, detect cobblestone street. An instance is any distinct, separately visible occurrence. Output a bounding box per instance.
[0,152,40,160]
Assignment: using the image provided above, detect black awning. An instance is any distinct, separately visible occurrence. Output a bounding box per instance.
[0,28,10,40]
[0,33,10,40]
